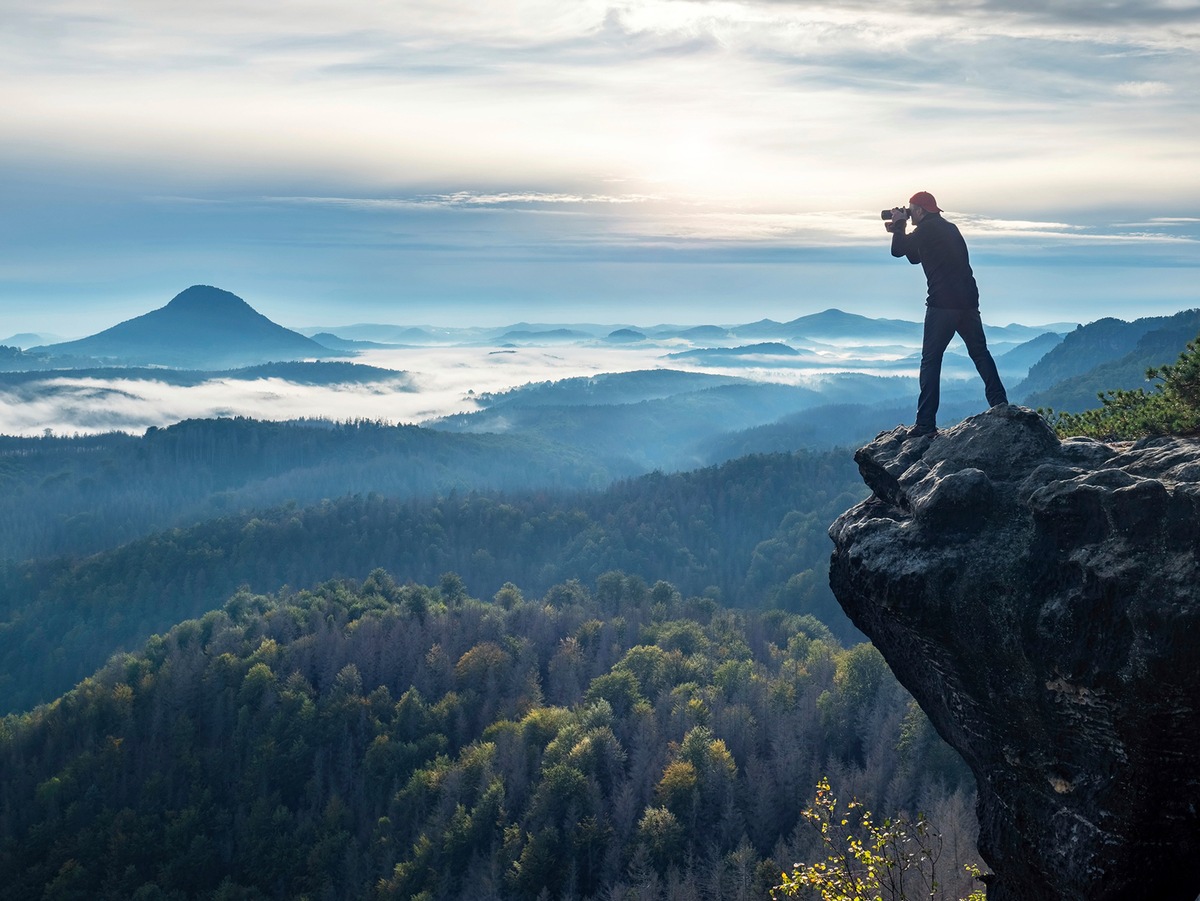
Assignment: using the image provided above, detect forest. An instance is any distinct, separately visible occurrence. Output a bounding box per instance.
[15,336,1137,899]
[0,571,982,901]
[0,404,900,567]
[4,289,1199,901]
[0,449,865,713]
[0,418,620,563]
[0,416,991,900]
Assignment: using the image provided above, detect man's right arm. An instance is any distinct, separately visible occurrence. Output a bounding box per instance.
[891,225,921,263]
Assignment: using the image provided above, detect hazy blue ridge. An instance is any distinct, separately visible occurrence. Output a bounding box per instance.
[994,332,1065,374]
[985,321,1076,343]
[604,328,647,342]
[0,369,917,564]
[439,371,931,471]
[431,382,831,471]
[308,332,409,351]
[0,347,109,371]
[783,308,924,343]
[0,418,622,563]
[1022,309,1200,412]
[497,328,597,343]
[664,343,807,361]
[694,384,1009,464]
[0,448,865,713]
[0,345,43,370]
[666,325,733,340]
[724,317,789,339]
[300,323,452,343]
[696,400,911,462]
[1015,308,1200,399]
[0,333,65,349]
[0,360,414,389]
[470,369,750,409]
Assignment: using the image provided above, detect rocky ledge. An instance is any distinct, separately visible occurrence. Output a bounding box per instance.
[828,404,1200,901]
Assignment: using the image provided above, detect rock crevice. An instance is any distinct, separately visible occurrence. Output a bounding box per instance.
[828,404,1200,901]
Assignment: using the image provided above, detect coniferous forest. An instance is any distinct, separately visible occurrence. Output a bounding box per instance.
[0,418,986,900]
[0,573,981,900]
[0,443,863,713]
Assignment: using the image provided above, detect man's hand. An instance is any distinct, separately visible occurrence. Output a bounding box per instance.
[885,206,907,233]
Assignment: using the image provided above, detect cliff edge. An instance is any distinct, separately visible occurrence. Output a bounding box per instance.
[828,404,1200,901]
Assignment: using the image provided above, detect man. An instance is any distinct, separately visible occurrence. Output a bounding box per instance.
[888,191,1007,438]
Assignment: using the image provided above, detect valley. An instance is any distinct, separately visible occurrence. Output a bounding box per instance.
[2,285,1198,900]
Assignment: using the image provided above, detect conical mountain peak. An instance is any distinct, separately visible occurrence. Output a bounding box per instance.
[165,285,256,312]
[39,285,339,369]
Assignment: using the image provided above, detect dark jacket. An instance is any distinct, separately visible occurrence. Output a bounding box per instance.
[891,212,979,309]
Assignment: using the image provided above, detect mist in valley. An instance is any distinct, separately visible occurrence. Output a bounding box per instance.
[8,295,1200,901]
[0,327,1030,439]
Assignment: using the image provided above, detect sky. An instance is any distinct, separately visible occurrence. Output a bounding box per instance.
[3,0,1200,336]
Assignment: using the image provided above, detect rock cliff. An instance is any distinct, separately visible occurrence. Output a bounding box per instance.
[828,404,1200,901]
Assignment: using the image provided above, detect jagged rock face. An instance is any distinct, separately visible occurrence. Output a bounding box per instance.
[828,404,1200,901]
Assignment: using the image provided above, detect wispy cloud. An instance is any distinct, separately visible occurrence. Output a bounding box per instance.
[733,0,1200,32]
[262,192,661,209]
[4,1,1196,218]
[1115,80,1174,96]
[2,0,1198,333]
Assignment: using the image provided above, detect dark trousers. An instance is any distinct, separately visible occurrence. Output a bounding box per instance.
[917,305,1008,429]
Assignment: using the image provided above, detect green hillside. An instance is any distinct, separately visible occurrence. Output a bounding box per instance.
[0,574,979,901]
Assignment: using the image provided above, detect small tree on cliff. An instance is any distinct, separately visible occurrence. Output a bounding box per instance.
[1048,334,1200,439]
[773,778,986,901]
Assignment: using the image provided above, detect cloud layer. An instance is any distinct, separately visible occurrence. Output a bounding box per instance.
[0,345,675,436]
[1,0,1198,332]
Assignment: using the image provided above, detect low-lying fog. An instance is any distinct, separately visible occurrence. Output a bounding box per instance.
[1,340,957,438]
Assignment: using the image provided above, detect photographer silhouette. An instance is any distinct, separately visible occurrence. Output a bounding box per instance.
[887,191,1008,438]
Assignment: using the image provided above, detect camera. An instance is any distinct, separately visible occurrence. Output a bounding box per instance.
[880,208,909,220]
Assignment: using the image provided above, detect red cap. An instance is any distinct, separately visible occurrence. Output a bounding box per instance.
[909,191,941,212]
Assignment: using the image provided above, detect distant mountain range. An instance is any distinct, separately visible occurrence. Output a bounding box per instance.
[32,285,345,369]
[303,308,1074,348]
[429,368,925,470]
[0,361,413,391]
[15,292,1071,370]
[23,282,1200,428]
[605,328,646,343]
[0,332,65,349]
[785,309,926,343]
[665,342,809,363]
[20,289,1073,374]
[497,328,596,344]
[994,332,1065,374]
[308,332,407,351]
